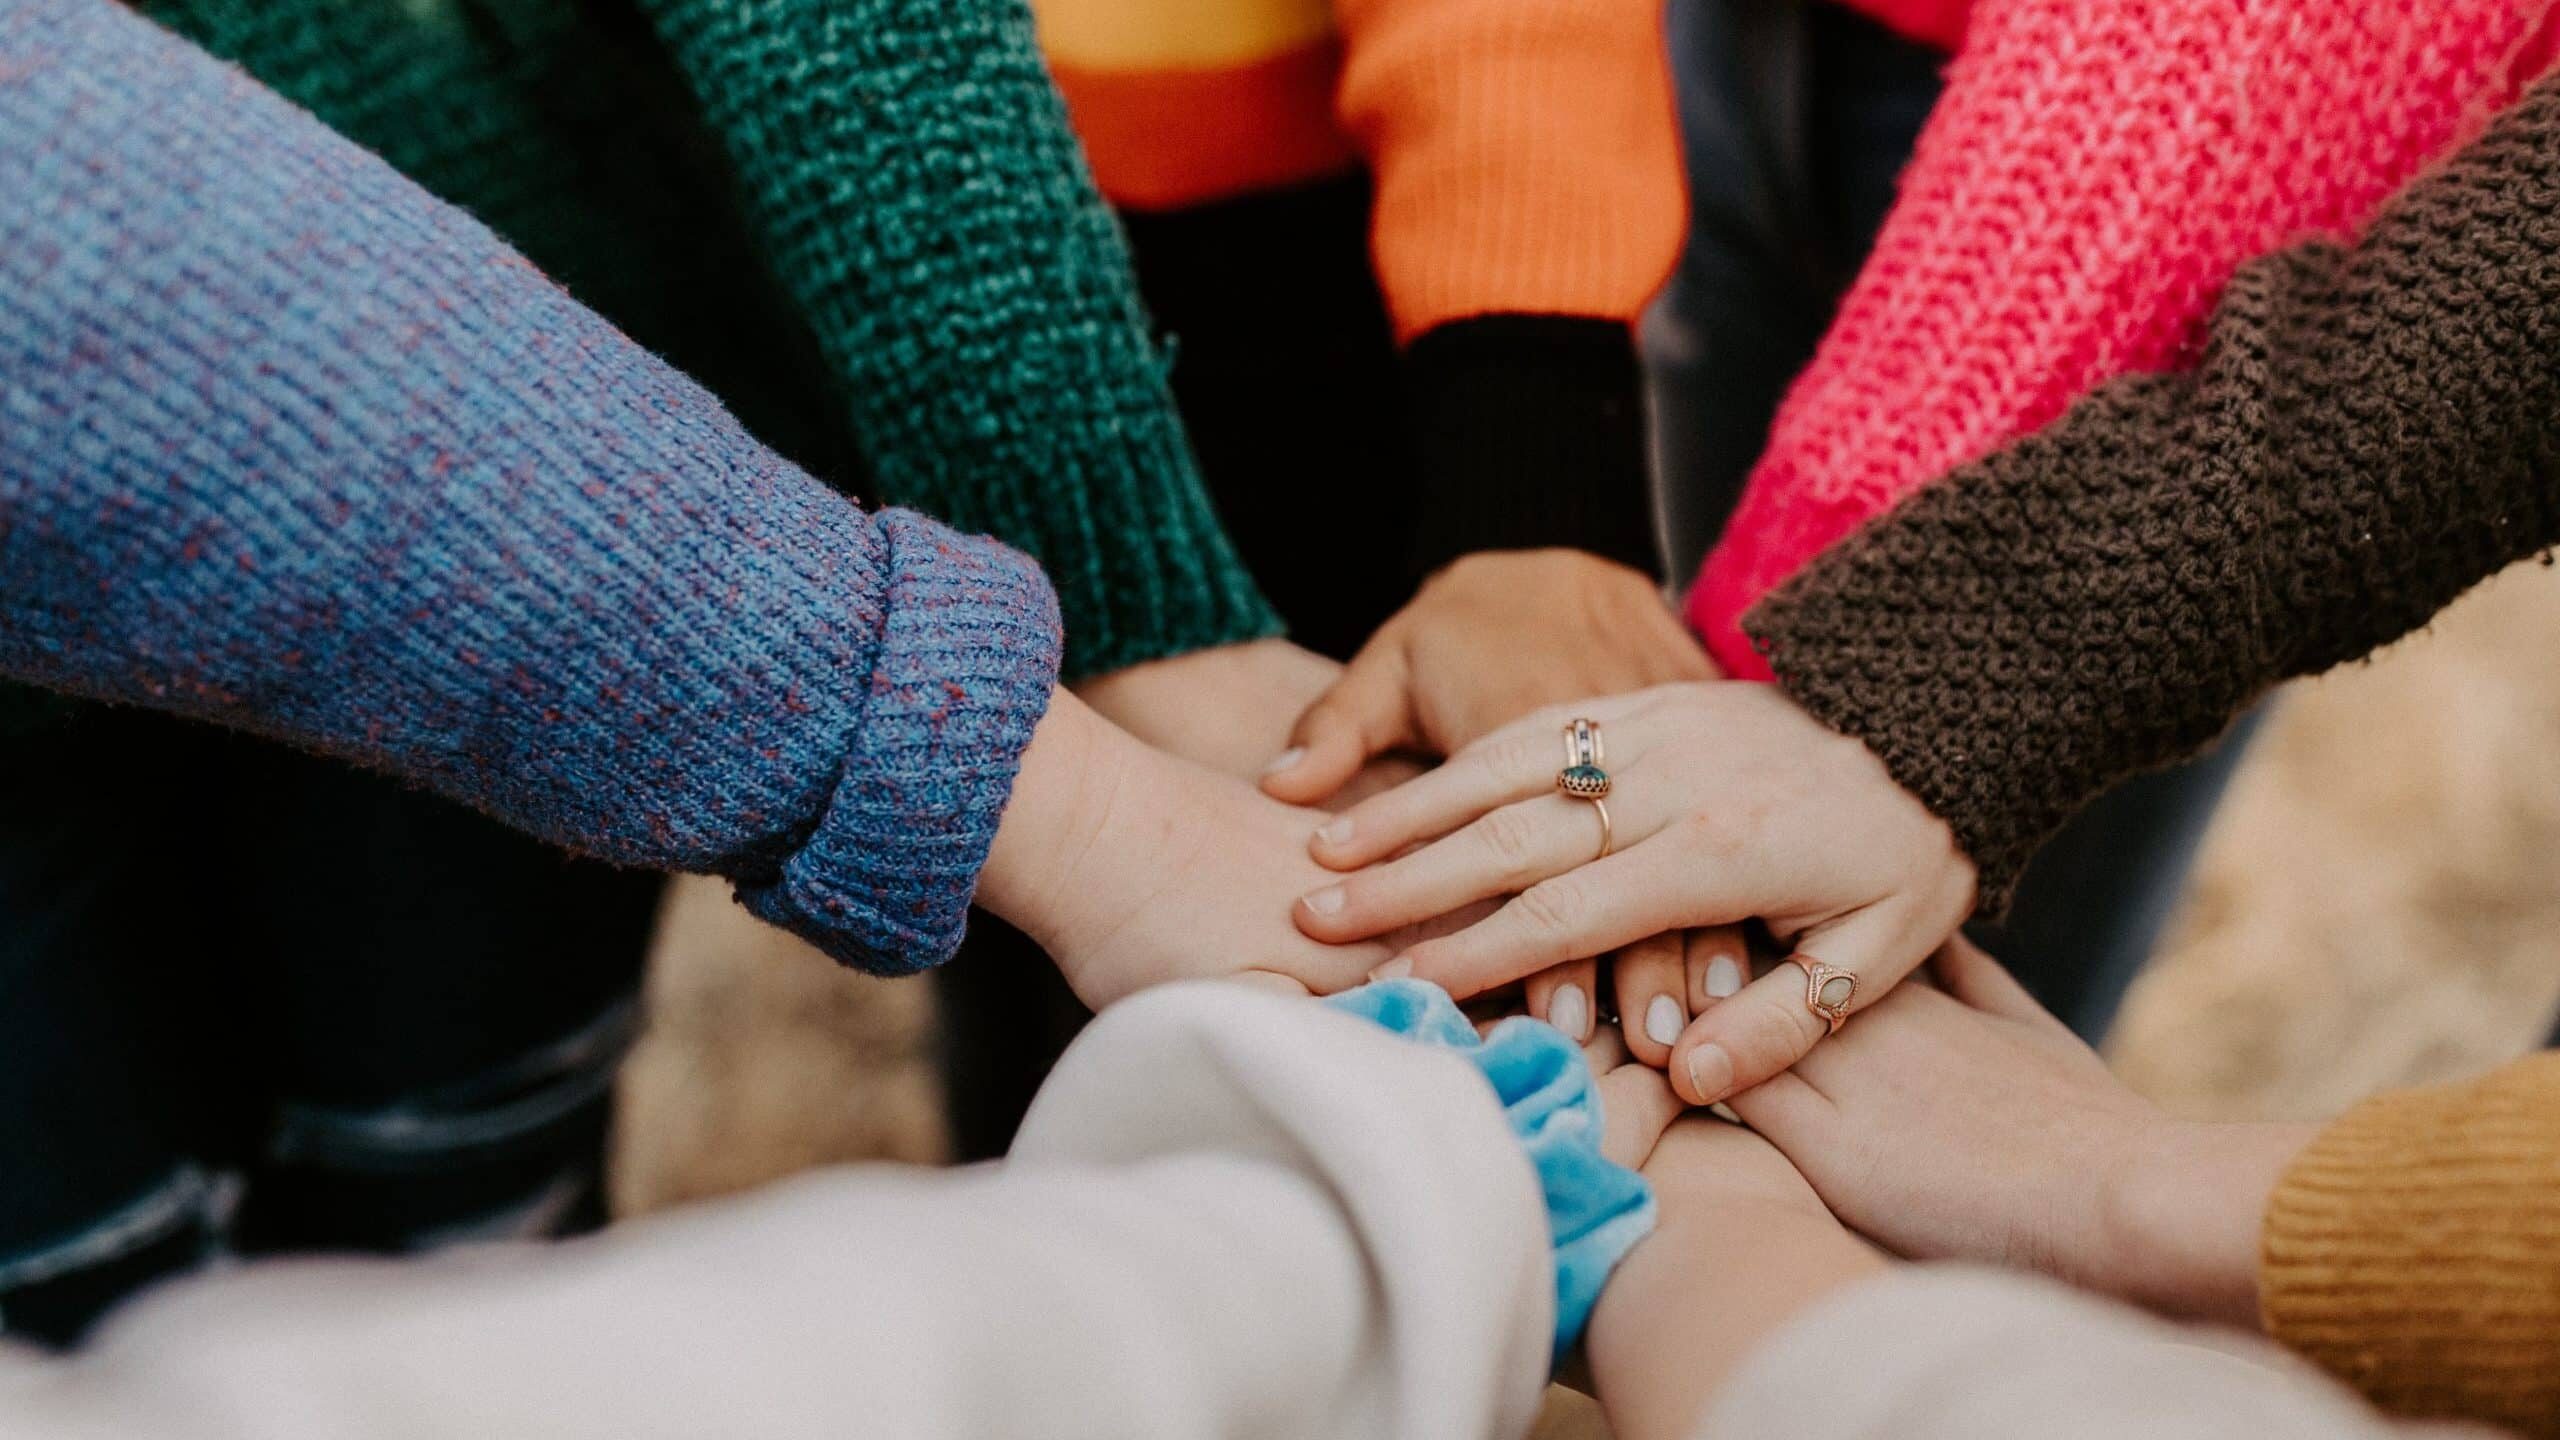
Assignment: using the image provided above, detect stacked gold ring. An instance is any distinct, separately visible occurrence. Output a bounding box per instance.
[1556,718,1613,859]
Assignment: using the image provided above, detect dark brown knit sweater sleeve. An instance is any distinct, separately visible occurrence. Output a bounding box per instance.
[1746,77,2560,908]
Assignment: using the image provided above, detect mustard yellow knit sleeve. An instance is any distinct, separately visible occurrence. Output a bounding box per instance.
[2261,1051,2560,1437]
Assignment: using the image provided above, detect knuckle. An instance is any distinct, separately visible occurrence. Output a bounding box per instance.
[1474,729,1546,783]
[1474,805,1543,870]
[1509,876,1586,940]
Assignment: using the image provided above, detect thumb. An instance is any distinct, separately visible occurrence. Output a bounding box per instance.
[1260,641,1417,805]
[1667,904,1913,1106]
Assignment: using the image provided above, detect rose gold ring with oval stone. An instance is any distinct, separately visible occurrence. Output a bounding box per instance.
[1790,955,1858,1035]
[1556,718,1614,859]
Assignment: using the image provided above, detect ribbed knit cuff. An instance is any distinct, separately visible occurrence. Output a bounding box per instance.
[733,511,1063,975]
[2261,1052,2560,1435]
[1403,316,1661,581]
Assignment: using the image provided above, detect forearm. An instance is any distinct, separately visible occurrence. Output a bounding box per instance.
[9,988,1559,1440]
[0,0,1059,972]
[1331,0,1682,581]
[1400,319,1663,580]
[1588,1200,1885,1440]
[637,0,1278,678]
[1687,0,2547,677]
[1750,75,2560,905]
[1699,1266,2451,1440]
[2100,1122,2318,1329]
[1332,0,1683,343]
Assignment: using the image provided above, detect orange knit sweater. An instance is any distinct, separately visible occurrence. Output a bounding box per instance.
[2263,1051,2560,1438]
[1027,0,1685,340]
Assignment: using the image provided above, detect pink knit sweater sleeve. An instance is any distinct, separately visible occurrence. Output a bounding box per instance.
[1688,0,2557,679]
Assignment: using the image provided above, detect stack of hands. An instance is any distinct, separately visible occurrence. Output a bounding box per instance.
[1004,546,1976,1100]
[986,547,2311,1393]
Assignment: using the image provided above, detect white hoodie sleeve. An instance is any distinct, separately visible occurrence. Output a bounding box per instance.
[1700,1267,2490,1440]
[0,985,1555,1440]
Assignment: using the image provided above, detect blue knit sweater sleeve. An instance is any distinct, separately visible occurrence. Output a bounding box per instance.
[0,0,1063,974]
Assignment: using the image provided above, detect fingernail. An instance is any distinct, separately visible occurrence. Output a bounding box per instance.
[1685,1042,1735,1104]
[1368,956,1413,982]
[1301,886,1346,917]
[1645,995,1684,1046]
[1549,984,1591,1041]
[1704,954,1744,999]
[1262,746,1306,777]
[1314,817,1354,847]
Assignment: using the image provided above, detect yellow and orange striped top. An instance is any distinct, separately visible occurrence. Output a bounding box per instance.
[1030,0,1686,340]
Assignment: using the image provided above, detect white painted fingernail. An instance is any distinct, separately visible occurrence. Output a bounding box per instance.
[1704,955,1744,999]
[1686,1042,1735,1104]
[1645,994,1684,1046]
[1262,746,1307,777]
[1549,984,1591,1041]
[1314,817,1354,847]
[1301,886,1346,918]
[1368,956,1413,982]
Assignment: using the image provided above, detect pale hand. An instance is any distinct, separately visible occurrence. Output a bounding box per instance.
[1294,681,1978,1104]
[981,691,1419,1010]
[1258,550,1729,1061]
[1260,549,1714,805]
[1587,1117,1883,1440]
[1728,939,2316,1326]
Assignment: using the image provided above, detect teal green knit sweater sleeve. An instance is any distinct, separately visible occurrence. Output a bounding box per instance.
[640,0,1280,678]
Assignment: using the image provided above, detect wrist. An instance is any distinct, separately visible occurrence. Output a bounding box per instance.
[978,690,1135,953]
[1588,1201,1883,1440]
[2097,1119,2320,1326]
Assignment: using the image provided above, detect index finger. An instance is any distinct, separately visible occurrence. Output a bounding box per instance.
[1311,698,1634,869]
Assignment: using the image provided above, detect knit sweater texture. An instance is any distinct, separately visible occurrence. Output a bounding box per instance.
[1689,0,2560,677]
[1029,0,1685,341]
[1750,73,2560,908]
[143,0,1276,681]
[0,0,1062,973]
[2263,1052,2560,1437]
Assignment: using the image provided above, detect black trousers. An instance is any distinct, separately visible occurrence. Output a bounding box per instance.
[0,708,657,1344]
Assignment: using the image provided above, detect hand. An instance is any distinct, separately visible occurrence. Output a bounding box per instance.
[1292,681,1977,1103]
[1259,550,1714,806]
[1729,940,2316,1325]
[1074,637,1341,781]
[1587,1118,1883,1440]
[982,691,1434,1009]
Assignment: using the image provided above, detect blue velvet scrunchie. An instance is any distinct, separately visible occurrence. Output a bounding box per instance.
[1327,978,1656,1360]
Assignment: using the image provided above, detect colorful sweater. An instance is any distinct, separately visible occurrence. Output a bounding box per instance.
[143,0,1277,681]
[1689,0,2560,677]
[0,0,1062,972]
[1031,0,1688,577]
[1034,0,1683,341]
[1750,73,2560,905]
